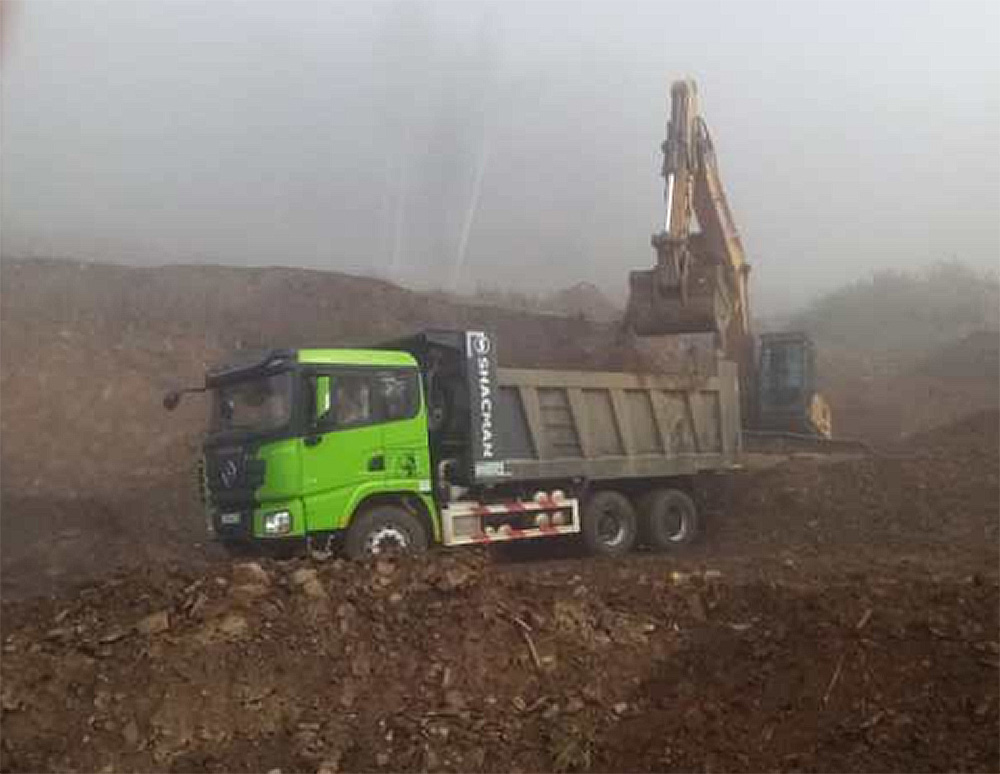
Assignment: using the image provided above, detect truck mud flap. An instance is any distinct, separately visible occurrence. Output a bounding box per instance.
[441,493,580,547]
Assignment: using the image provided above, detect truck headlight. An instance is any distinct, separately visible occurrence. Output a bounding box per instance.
[263,510,292,535]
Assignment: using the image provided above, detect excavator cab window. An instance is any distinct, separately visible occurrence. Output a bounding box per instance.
[759,342,806,408]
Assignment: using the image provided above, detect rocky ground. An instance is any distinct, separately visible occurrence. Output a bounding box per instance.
[2,410,997,773]
[1,551,996,773]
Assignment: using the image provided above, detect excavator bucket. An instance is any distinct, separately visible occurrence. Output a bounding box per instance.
[626,262,732,338]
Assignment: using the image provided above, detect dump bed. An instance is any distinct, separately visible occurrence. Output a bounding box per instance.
[379,330,742,487]
[483,362,741,483]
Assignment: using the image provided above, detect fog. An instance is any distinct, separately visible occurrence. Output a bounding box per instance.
[3,0,998,312]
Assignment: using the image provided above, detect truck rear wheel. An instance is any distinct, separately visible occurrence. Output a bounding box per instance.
[581,490,637,557]
[639,488,700,548]
[344,504,428,559]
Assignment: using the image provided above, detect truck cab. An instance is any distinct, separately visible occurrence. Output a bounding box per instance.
[197,347,436,552]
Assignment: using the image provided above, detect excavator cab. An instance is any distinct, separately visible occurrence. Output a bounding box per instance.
[757,333,832,438]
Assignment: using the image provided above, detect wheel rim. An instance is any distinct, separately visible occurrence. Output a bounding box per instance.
[663,502,689,543]
[364,525,409,555]
[596,504,626,546]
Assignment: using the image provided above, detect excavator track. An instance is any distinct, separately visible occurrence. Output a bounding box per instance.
[742,430,871,456]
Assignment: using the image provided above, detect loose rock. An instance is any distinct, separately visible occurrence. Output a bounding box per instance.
[136,611,170,636]
[232,562,270,587]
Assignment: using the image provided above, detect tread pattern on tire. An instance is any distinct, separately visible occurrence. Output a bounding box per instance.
[639,488,700,548]
[581,489,638,557]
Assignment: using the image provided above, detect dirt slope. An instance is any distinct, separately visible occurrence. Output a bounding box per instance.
[817,336,999,444]
[0,259,640,494]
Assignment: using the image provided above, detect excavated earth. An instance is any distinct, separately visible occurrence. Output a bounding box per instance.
[1,260,999,772]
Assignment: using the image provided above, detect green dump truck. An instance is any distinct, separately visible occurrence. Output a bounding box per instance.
[165,330,741,558]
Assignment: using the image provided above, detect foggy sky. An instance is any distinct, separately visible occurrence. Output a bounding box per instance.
[3,0,999,312]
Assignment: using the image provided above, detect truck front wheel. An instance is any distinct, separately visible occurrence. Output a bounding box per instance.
[639,488,700,549]
[581,490,637,557]
[344,504,429,559]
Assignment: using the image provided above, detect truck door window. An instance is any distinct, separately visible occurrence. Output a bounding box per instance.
[333,374,374,427]
[307,368,418,430]
[309,372,376,430]
[380,370,420,421]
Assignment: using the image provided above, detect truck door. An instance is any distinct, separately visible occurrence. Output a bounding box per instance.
[300,370,386,533]
[378,368,431,491]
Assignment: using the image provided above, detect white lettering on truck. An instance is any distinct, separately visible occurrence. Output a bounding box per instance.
[478,355,494,458]
[467,332,495,460]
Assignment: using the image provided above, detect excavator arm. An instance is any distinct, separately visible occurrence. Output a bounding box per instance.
[627,80,757,420]
[627,80,749,349]
[689,114,751,340]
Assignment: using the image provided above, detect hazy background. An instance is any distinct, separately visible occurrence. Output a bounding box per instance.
[3,0,998,312]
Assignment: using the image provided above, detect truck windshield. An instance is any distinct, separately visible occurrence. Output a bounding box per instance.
[211,371,293,434]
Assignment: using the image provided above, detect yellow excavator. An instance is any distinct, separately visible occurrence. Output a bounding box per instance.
[627,79,833,438]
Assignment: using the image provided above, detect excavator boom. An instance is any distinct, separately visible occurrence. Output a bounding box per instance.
[626,80,749,349]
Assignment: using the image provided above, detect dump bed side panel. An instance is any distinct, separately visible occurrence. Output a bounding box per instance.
[482,363,741,483]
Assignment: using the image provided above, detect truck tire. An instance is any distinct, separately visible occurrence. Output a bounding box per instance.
[581,490,637,557]
[344,504,429,559]
[639,488,700,548]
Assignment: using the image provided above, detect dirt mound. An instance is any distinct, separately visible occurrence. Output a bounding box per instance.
[903,408,999,453]
[2,552,997,773]
[0,258,627,495]
[542,282,621,323]
[700,412,999,569]
[818,345,1000,444]
[798,266,999,444]
[0,486,211,602]
[447,283,621,324]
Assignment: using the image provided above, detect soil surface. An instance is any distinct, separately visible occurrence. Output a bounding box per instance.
[2,410,998,773]
[1,259,998,772]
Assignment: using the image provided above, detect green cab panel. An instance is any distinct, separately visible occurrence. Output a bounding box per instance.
[297,349,418,368]
[297,363,434,535]
[255,437,302,502]
[300,420,386,532]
